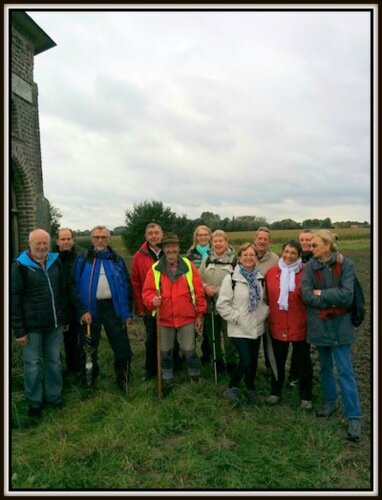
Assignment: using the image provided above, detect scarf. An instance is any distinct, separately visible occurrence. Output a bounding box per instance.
[196,244,210,259]
[239,266,262,312]
[277,257,302,311]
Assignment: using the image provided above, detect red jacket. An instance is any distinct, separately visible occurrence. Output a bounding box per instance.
[142,257,207,328]
[131,242,161,315]
[265,265,307,342]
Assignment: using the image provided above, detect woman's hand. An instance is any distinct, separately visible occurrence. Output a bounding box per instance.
[204,285,217,297]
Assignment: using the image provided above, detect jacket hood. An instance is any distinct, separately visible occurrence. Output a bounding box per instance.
[16,250,59,271]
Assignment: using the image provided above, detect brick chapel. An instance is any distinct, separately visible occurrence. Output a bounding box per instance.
[10,11,56,258]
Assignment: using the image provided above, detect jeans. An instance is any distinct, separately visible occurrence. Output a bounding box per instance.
[160,322,200,379]
[318,345,361,419]
[22,326,63,407]
[230,337,261,390]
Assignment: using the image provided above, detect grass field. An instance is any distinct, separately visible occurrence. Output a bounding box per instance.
[8,240,373,493]
[101,227,371,264]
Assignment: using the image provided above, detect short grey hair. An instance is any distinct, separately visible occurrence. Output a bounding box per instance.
[91,225,110,237]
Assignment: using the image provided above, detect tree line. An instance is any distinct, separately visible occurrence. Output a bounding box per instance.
[49,200,370,254]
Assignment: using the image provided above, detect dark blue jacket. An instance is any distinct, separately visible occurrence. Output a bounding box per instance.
[301,252,355,346]
[11,251,67,338]
[73,246,133,322]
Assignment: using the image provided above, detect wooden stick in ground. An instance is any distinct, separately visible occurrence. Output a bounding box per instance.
[156,306,163,399]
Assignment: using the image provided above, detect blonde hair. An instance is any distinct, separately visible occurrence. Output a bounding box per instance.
[211,229,228,242]
[312,229,338,252]
[192,225,212,247]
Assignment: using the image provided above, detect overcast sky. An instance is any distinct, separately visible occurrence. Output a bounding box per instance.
[24,7,372,231]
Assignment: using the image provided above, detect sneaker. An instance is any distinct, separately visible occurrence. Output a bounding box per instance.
[316,402,337,417]
[347,419,361,442]
[246,389,256,404]
[266,395,280,405]
[300,400,312,410]
[28,405,43,417]
[223,387,240,403]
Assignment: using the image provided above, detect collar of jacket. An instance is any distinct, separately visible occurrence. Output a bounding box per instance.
[155,255,188,276]
[16,249,59,271]
[310,251,344,271]
[86,245,117,260]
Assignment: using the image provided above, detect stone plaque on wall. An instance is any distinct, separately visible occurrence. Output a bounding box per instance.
[12,73,33,104]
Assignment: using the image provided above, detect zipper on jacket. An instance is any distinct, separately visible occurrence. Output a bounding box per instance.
[45,270,58,328]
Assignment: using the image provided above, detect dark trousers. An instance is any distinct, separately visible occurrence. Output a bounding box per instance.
[79,299,132,384]
[143,315,157,378]
[270,338,312,400]
[63,320,81,372]
[229,337,261,390]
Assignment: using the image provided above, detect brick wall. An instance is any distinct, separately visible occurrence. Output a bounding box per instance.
[10,22,50,253]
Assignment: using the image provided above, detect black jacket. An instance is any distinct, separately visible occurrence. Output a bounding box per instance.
[11,251,68,338]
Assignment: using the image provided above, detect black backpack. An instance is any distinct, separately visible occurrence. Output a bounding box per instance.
[351,276,366,327]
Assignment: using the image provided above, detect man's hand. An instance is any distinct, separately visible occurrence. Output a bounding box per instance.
[195,317,203,333]
[125,318,133,327]
[16,335,28,347]
[80,312,92,325]
[152,295,161,307]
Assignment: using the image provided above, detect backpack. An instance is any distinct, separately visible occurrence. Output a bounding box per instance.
[315,259,366,327]
[205,255,237,269]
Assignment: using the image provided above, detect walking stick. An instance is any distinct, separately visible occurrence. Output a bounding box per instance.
[156,305,163,399]
[84,323,93,387]
[210,298,218,385]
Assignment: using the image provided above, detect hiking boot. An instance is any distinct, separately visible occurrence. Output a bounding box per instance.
[316,402,337,417]
[266,394,280,405]
[28,405,43,418]
[347,419,361,442]
[300,400,312,410]
[223,387,240,403]
[246,389,256,404]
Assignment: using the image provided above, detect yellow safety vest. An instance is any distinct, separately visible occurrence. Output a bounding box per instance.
[151,257,196,316]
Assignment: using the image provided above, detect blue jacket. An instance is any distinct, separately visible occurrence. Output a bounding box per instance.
[301,252,355,346]
[11,250,67,337]
[73,246,133,322]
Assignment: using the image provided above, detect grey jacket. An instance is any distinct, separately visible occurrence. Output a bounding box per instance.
[301,252,355,346]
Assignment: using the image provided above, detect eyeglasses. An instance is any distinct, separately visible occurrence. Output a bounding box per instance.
[311,243,320,248]
[197,233,210,237]
[92,236,108,240]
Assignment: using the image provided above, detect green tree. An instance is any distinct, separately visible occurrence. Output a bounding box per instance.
[48,202,62,239]
[123,200,193,254]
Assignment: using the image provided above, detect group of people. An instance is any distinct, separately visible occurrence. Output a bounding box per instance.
[11,223,362,442]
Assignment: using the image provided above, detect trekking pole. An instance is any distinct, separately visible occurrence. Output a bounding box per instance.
[85,323,93,387]
[156,304,163,399]
[210,297,218,385]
